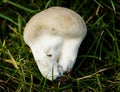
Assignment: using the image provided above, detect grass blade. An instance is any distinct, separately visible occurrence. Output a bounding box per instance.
[3,0,38,13]
[0,13,18,25]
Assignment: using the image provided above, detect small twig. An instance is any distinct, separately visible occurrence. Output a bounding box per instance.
[77,67,111,80]
[106,80,118,84]
[86,15,94,24]
[6,50,19,69]
[96,5,100,16]
[8,25,19,35]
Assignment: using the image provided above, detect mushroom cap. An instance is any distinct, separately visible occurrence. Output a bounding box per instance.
[24,6,87,80]
[24,6,87,46]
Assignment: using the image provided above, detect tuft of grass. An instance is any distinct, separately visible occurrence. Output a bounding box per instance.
[0,0,120,91]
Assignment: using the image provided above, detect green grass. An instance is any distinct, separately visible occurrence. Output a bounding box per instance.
[0,0,120,91]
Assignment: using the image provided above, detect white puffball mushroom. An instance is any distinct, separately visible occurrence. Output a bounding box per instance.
[23,6,87,81]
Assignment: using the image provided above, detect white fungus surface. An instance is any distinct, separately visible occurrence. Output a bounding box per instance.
[24,6,87,80]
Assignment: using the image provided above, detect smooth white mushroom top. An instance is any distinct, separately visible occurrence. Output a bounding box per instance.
[24,6,87,80]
